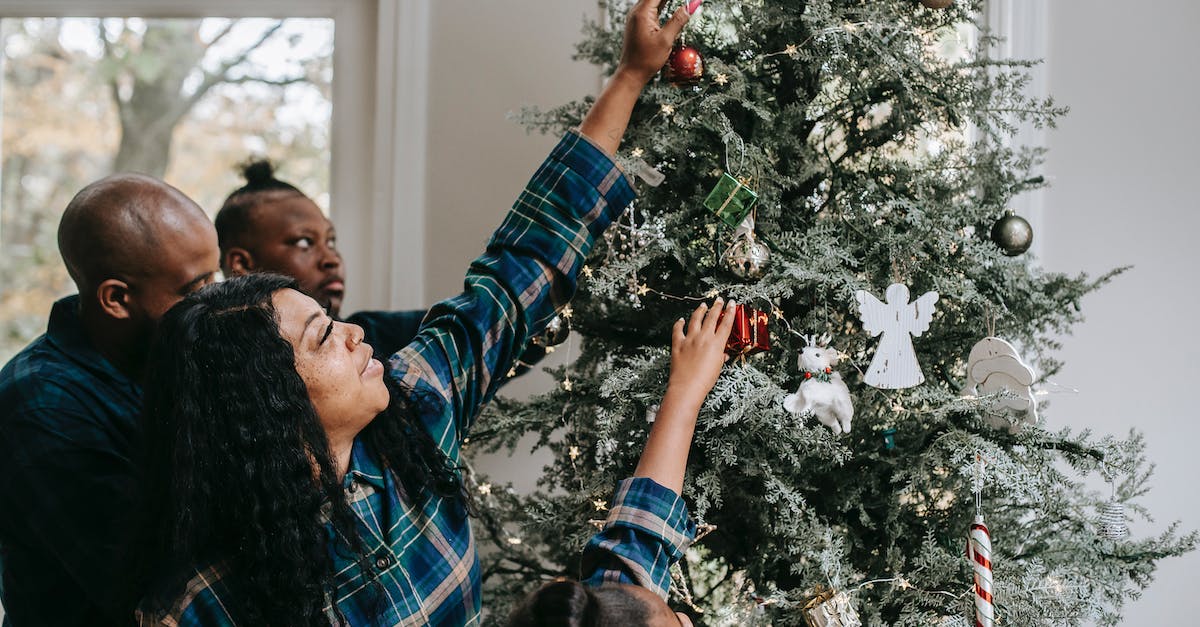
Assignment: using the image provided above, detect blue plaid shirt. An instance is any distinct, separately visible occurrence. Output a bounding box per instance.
[0,295,142,626]
[137,130,635,626]
[581,478,697,599]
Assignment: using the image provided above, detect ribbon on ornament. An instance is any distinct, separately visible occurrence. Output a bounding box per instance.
[705,173,758,227]
[801,586,862,627]
[723,304,770,357]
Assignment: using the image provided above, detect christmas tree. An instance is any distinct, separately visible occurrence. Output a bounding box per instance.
[470,1,1196,625]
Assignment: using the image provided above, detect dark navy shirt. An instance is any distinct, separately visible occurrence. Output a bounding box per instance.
[0,296,141,626]
[348,309,547,376]
[345,309,426,361]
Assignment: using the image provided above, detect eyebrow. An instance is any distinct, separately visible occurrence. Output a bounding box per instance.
[181,271,215,294]
[302,310,323,338]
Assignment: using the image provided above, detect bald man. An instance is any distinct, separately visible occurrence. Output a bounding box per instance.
[0,174,220,626]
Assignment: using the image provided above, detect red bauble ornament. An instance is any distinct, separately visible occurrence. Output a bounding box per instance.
[663,44,704,86]
[919,0,953,8]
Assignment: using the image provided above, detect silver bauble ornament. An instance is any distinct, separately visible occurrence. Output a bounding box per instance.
[990,213,1033,256]
[1098,499,1129,540]
[723,237,771,280]
[533,314,570,348]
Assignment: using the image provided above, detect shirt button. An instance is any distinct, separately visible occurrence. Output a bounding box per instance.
[375,552,394,570]
[348,482,359,494]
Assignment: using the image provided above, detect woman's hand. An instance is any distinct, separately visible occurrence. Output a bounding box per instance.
[615,0,698,86]
[579,0,700,153]
[666,298,736,408]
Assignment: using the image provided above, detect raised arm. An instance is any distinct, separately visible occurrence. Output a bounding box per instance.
[391,0,695,456]
[579,0,694,153]
[578,299,734,597]
[635,298,736,493]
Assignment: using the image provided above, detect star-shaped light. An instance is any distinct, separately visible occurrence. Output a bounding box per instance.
[660,103,675,115]
[582,265,594,278]
[506,537,523,545]
[704,288,721,298]
[592,499,609,511]
[773,307,785,320]
[507,367,517,378]
[636,283,651,296]
[562,378,573,391]
[561,304,574,319]
[896,578,912,590]
[568,445,581,460]
[477,483,493,496]
[714,73,729,85]
[785,44,799,57]
[545,345,556,354]
[631,147,645,158]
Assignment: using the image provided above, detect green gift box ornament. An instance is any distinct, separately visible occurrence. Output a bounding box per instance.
[704,172,758,228]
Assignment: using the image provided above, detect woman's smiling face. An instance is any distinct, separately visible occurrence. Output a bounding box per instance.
[272,288,389,444]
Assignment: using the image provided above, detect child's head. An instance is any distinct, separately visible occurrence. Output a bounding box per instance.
[507,579,693,627]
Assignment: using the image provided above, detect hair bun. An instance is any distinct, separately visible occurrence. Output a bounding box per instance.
[239,159,277,186]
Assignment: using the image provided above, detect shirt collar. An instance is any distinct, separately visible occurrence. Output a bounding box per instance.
[345,438,387,492]
[45,295,137,389]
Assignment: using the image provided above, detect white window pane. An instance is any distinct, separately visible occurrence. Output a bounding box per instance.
[0,17,333,362]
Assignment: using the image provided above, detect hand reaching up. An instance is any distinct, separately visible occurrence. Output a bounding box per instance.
[635,298,734,493]
[667,297,737,410]
[579,0,701,153]
[617,0,699,85]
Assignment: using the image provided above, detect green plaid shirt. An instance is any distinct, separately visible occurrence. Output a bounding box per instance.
[581,478,697,600]
[136,131,634,626]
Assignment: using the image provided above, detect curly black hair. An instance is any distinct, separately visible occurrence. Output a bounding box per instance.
[137,274,467,625]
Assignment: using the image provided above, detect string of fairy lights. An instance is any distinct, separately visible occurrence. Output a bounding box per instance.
[466,9,1127,624]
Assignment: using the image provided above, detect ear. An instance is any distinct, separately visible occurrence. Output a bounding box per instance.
[96,279,133,320]
[224,247,256,276]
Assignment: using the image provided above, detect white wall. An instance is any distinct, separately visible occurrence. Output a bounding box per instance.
[424,0,598,488]
[1041,1,1200,624]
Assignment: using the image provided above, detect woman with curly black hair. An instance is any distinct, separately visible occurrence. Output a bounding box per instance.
[133,1,696,624]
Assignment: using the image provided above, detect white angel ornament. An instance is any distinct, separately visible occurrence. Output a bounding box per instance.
[855,283,939,389]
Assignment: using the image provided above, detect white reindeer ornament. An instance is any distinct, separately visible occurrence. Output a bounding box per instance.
[783,335,855,435]
[855,283,939,389]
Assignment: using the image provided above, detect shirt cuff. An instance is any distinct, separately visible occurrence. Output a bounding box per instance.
[603,477,696,562]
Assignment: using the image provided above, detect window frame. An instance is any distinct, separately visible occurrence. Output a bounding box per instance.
[0,0,429,311]
[982,0,1049,257]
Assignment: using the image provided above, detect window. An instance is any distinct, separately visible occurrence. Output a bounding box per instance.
[0,17,333,361]
[0,0,431,364]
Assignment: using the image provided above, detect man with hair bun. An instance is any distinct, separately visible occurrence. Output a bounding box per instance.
[214,159,425,359]
[0,174,220,626]
[214,160,548,368]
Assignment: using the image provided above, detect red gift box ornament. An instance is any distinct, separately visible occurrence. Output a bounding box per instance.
[724,304,771,357]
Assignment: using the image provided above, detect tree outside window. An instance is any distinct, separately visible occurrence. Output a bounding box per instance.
[0,17,333,362]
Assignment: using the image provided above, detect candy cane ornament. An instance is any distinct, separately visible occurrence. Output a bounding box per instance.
[967,515,994,627]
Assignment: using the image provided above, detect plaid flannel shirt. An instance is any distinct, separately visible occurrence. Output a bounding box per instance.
[137,130,635,627]
[581,478,697,599]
